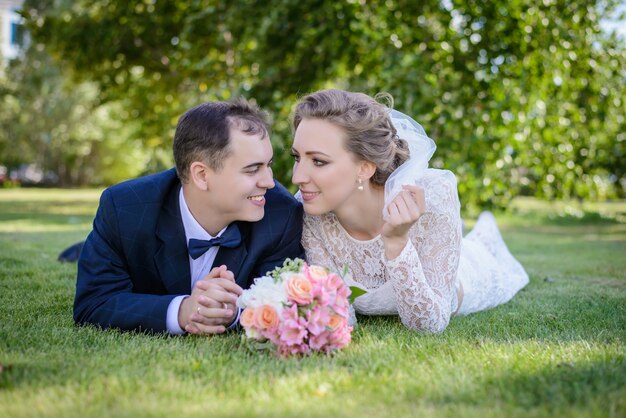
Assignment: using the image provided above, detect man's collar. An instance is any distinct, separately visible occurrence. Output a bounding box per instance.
[178,188,227,241]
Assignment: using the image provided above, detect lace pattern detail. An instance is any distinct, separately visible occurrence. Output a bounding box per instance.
[301,169,462,332]
[299,169,529,333]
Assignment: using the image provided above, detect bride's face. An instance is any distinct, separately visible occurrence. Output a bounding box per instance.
[291,118,363,216]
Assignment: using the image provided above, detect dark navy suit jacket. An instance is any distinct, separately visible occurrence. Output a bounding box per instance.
[74,168,304,333]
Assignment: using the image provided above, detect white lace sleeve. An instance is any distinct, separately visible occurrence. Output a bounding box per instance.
[385,170,462,332]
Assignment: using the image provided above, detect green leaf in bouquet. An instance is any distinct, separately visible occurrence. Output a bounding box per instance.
[348,286,367,304]
[265,257,305,278]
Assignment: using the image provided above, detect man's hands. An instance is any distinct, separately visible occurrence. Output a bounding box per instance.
[381,185,425,260]
[178,265,243,335]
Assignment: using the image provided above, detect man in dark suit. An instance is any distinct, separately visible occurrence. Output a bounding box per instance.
[74,99,305,334]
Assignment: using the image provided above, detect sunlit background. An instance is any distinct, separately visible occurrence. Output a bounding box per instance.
[1,0,624,211]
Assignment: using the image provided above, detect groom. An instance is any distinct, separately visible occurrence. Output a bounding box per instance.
[74,98,305,334]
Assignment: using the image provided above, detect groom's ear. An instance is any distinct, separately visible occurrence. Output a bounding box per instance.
[358,160,377,180]
[189,161,211,191]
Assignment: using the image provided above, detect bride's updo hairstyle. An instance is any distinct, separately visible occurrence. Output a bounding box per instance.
[292,89,410,186]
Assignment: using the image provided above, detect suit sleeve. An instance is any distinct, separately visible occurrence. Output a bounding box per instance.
[254,201,306,278]
[74,189,177,333]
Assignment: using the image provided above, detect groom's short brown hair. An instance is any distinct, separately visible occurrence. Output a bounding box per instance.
[173,98,270,183]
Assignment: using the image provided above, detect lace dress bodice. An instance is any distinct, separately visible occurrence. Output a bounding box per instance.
[298,169,529,333]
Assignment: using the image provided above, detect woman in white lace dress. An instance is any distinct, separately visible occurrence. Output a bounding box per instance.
[290,89,529,332]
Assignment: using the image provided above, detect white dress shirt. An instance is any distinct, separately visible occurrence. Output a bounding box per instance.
[166,188,241,334]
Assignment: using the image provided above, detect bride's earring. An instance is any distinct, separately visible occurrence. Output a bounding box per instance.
[357,179,364,191]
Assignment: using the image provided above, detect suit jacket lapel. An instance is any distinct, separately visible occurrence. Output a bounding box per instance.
[154,184,192,294]
[212,222,249,288]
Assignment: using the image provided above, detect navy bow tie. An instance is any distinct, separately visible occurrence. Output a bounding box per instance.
[188,224,242,260]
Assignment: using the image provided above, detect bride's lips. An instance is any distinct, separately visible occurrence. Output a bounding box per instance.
[300,190,320,202]
[247,194,266,207]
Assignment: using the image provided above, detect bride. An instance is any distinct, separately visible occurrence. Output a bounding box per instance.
[290,89,529,332]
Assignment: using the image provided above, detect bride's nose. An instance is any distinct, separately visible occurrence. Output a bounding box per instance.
[291,162,308,185]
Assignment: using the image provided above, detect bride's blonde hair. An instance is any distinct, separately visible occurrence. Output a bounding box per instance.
[292,89,410,186]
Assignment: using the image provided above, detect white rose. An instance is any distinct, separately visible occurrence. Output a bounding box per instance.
[236,276,287,310]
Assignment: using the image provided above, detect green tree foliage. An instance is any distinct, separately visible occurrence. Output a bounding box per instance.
[0,45,147,186]
[18,0,626,208]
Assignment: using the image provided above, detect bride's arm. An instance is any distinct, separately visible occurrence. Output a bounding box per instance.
[384,171,462,332]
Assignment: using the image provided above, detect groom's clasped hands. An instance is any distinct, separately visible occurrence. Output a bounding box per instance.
[178,265,243,335]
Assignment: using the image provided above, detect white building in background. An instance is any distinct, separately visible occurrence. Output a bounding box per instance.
[0,0,24,62]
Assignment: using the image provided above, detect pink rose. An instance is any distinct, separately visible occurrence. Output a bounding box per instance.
[325,273,345,291]
[284,273,313,305]
[304,264,329,282]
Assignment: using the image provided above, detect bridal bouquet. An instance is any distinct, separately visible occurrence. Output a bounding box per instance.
[236,259,363,356]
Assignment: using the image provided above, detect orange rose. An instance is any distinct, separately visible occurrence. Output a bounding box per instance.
[254,304,280,329]
[240,307,256,328]
[328,315,344,332]
[285,273,313,304]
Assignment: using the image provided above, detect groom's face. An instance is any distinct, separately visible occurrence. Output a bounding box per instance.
[206,127,275,224]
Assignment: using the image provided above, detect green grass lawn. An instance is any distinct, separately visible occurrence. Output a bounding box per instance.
[0,189,624,418]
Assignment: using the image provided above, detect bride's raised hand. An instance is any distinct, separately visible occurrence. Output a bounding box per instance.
[381,185,426,260]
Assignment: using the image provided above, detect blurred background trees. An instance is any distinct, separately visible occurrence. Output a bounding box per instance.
[1,0,624,210]
[0,45,147,186]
